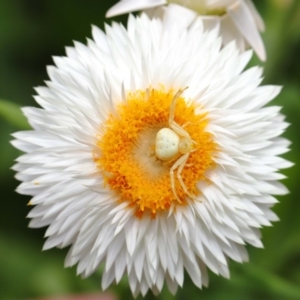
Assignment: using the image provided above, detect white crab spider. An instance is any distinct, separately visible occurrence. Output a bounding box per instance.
[155,88,196,202]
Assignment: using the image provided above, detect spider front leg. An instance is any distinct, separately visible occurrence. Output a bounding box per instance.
[169,88,191,139]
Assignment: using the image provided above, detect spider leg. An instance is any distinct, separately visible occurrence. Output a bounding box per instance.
[169,88,186,124]
[170,121,191,138]
[177,153,195,199]
[162,154,180,166]
[170,153,189,203]
[182,121,191,128]
[168,87,193,140]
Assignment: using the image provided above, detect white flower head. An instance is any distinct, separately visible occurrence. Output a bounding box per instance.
[107,0,266,61]
[12,12,290,297]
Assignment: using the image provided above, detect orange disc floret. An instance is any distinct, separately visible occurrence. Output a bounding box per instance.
[95,87,216,216]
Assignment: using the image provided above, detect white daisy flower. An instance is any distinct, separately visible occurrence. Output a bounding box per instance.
[106,0,266,61]
[12,12,290,297]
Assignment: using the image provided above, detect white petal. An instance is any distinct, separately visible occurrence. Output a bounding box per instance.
[162,3,198,32]
[201,15,221,32]
[220,14,246,52]
[106,0,166,18]
[227,0,266,61]
[244,0,265,31]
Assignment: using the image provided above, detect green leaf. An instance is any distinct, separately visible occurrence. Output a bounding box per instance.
[243,264,300,299]
[0,99,30,129]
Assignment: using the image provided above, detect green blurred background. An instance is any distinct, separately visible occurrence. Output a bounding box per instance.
[0,0,299,299]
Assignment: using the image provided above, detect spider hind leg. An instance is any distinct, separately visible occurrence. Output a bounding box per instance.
[170,153,195,202]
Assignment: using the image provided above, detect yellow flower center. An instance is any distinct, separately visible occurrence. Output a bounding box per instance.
[95,87,216,217]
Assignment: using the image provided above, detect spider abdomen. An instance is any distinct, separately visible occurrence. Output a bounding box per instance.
[155,128,180,161]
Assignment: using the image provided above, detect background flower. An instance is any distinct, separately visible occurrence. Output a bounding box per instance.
[106,0,266,61]
[1,1,300,299]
